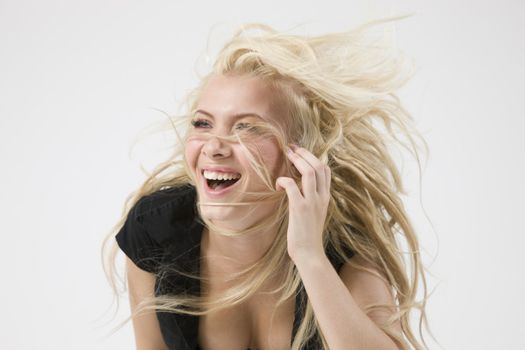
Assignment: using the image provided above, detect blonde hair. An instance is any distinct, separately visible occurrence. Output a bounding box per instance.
[102,17,434,349]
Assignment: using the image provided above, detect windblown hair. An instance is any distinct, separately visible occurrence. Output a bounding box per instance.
[102,17,434,350]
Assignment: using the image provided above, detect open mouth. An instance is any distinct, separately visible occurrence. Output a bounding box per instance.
[206,178,240,191]
[202,169,242,191]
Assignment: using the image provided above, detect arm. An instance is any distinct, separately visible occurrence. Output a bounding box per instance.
[126,257,169,350]
[277,144,405,349]
[294,253,404,350]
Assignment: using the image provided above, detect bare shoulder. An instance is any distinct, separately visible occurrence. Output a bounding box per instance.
[338,255,402,333]
[339,254,392,292]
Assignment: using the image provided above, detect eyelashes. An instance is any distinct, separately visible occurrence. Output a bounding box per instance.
[190,119,257,132]
[190,119,210,128]
[235,122,252,130]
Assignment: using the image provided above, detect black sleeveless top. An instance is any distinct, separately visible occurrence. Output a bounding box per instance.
[116,184,353,350]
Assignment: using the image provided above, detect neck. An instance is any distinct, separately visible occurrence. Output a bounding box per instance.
[200,223,289,299]
[200,222,281,283]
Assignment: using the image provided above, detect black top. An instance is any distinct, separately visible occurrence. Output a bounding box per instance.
[116,184,354,350]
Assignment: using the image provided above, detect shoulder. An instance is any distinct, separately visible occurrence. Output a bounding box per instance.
[133,184,198,220]
[116,184,202,273]
[339,255,388,288]
[338,255,401,332]
[135,184,201,247]
[117,183,201,253]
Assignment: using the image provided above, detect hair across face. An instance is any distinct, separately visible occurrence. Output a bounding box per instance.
[103,21,431,350]
[184,73,289,230]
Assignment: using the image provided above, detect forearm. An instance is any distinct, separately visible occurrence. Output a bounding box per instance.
[294,254,399,350]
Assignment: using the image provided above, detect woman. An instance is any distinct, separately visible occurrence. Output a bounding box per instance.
[103,19,431,350]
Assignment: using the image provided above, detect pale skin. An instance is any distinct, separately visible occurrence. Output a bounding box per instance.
[278,145,404,349]
[125,74,404,349]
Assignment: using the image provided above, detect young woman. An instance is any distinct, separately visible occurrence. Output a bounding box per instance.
[103,19,431,350]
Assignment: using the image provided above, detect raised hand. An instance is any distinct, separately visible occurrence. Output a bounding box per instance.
[275,144,331,263]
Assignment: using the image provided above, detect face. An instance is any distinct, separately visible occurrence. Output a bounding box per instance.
[184,74,288,230]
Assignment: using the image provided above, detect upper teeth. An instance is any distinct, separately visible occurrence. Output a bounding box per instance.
[203,170,241,181]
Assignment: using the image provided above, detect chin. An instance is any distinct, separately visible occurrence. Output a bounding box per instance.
[199,206,237,222]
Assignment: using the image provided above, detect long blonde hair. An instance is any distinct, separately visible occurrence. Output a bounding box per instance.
[102,17,434,349]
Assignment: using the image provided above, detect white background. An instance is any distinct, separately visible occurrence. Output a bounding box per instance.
[1,0,524,349]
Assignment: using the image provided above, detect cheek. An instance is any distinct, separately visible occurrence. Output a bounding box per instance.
[184,140,201,171]
[257,141,284,176]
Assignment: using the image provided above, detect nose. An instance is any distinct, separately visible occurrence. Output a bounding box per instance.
[202,136,232,159]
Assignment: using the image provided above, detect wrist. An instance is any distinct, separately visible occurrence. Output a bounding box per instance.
[291,250,330,270]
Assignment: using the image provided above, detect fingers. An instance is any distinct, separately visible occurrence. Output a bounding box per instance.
[285,146,317,196]
[275,176,303,205]
[286,144,330,196]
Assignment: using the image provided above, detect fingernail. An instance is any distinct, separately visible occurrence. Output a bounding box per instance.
[291,143,303,152]
[286,146,294,155]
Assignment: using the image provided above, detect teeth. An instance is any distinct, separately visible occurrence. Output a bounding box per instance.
[203,170,241,181]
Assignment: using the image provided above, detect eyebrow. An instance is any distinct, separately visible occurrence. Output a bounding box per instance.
[194,109,264,121]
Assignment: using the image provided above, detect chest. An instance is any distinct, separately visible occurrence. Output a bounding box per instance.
[197,292,295,350]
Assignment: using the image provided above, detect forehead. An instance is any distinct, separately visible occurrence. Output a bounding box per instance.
[196,74,280,120]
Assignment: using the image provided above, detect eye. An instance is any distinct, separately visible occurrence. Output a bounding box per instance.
[190,119,211,128]
[235,122,251,130]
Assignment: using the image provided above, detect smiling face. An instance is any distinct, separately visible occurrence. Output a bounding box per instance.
[184,74,288,228]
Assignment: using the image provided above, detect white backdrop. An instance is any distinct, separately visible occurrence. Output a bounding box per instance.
[1,0,524,349]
